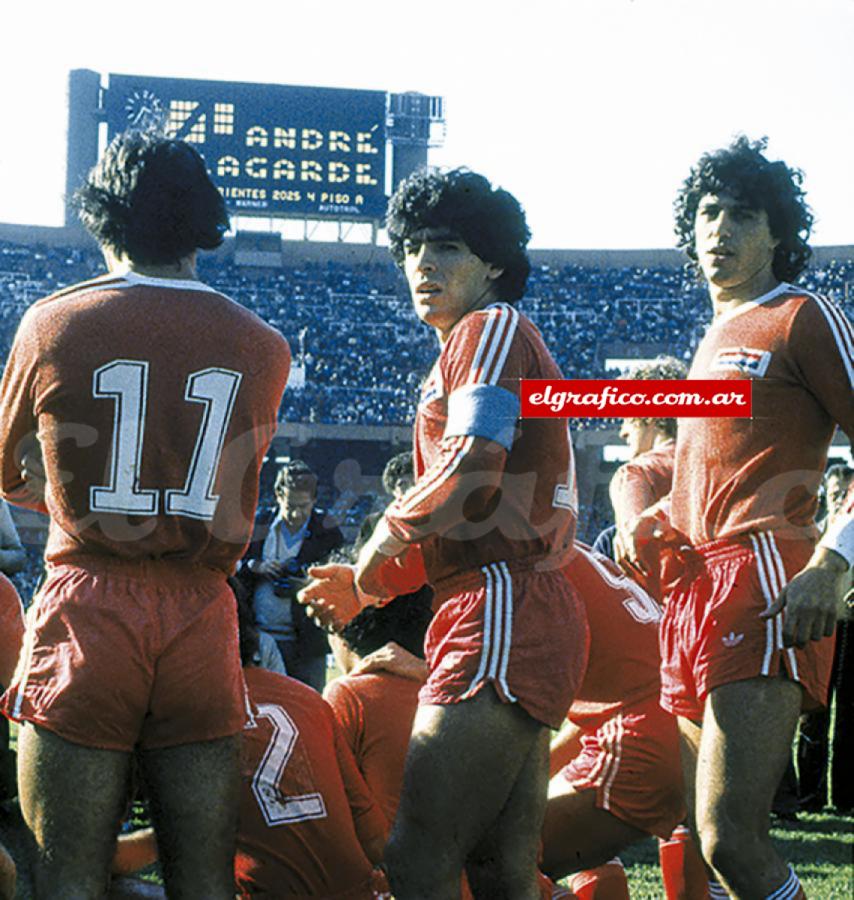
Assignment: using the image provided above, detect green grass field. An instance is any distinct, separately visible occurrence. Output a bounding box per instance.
[610,813,854,898]
[1,802,850,898]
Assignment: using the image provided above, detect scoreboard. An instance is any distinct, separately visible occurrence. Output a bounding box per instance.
[105,74,388,220]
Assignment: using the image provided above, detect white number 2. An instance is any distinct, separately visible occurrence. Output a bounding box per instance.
[252,702,327,827]
[90,359,242,520]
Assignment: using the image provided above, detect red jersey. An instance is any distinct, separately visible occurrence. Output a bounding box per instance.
[384,303,576,592]
[671,285,853,546]
[0,573,24,688]
[0,272,290,574]
[610,441,674,528]
[236,667,387,897]
[324,672,420,824]
[563,544,662,729]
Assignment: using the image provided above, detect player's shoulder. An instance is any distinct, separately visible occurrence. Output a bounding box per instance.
[20,272,129,325]
[778,284,852,354]
[455,302,535,338]
[447,302,549,368]
[634,441,676,471]
[771,283,846,322]
[0,573,22,613]
[247,667,333,715]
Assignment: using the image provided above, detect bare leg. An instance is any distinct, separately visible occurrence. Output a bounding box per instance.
[465,728,549,898]
[385,686,546,900]
[540,777,649,878]
[18,723,131,899]
[138,735,240,900]
[677,716,702,837]
[693,677,802,899]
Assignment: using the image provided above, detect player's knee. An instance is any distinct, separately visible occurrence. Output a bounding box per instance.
[467,853,536,898]
[696,813,755,877]
[385,827,460,895]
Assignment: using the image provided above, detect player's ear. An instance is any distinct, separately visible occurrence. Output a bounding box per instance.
[486,264,504,282]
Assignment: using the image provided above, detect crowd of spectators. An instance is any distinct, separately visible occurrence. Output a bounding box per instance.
[2,239,852,429]
[1,237,851,578]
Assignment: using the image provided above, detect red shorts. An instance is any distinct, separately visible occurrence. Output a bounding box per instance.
[559,695,685,839]
[0,573,24,689]
[419,563,589,730]
[660,533,835,721]
[3,558,246,751]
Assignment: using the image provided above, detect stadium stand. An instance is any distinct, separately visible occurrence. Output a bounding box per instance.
[1,237,851,577]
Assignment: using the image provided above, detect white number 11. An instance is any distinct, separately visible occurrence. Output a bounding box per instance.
[89,359,242,520]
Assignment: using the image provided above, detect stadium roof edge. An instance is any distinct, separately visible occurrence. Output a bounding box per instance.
[0,221,851,268]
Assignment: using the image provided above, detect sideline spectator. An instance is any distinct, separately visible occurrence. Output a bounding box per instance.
[239,460,343,691]
[797,463,854,812]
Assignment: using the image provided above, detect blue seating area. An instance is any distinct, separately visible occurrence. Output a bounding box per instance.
[0,237,850,570]
[3,239,851,428]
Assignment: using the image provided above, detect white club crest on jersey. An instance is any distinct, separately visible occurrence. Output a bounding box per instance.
[710,347,772,377]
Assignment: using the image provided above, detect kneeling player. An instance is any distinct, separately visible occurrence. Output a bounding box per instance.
[542,545,708,900]
[114,582,389,898]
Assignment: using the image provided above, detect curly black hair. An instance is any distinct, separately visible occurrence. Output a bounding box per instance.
[339,587,434,660]
[381,451,413,496]
[75,129,229,265]
[674,136,813,282]
[386,168,531,302]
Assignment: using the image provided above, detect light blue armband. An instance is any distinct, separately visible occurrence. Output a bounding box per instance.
[444,383,520,451]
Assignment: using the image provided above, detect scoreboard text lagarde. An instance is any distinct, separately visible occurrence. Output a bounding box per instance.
[105,74,388,220]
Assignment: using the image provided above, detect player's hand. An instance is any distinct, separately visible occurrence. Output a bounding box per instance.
[20,440,46,504]
[761,547,850,648]
[297,564,380,632]
[351,641,429,683]
[354,517,407,597]
[615,510,660,576]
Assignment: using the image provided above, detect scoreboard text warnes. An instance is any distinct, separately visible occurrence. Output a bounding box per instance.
[105,74,388,219]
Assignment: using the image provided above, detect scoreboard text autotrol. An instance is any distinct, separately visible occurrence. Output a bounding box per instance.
[105,74,388,220]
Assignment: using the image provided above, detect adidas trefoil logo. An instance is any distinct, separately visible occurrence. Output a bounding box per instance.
[722,631,744,648]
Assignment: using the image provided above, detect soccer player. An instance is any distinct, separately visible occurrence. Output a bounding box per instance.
[635,136,853,899]
[300,168,586,898]
[610,356,686,598]
[324,587,435,824]
[0,130,290,897]
[113,580,390,898]
[543,544,706,900]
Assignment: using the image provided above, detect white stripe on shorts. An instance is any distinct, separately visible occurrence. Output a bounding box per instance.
[750,533,778,676]
[461,562,517,702]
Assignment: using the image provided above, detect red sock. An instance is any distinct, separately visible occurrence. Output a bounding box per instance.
[570,858,630,900]
[659,826,710,899]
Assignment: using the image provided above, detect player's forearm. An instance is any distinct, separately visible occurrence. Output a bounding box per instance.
[549,720,583,778]
[383,436,506,546]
